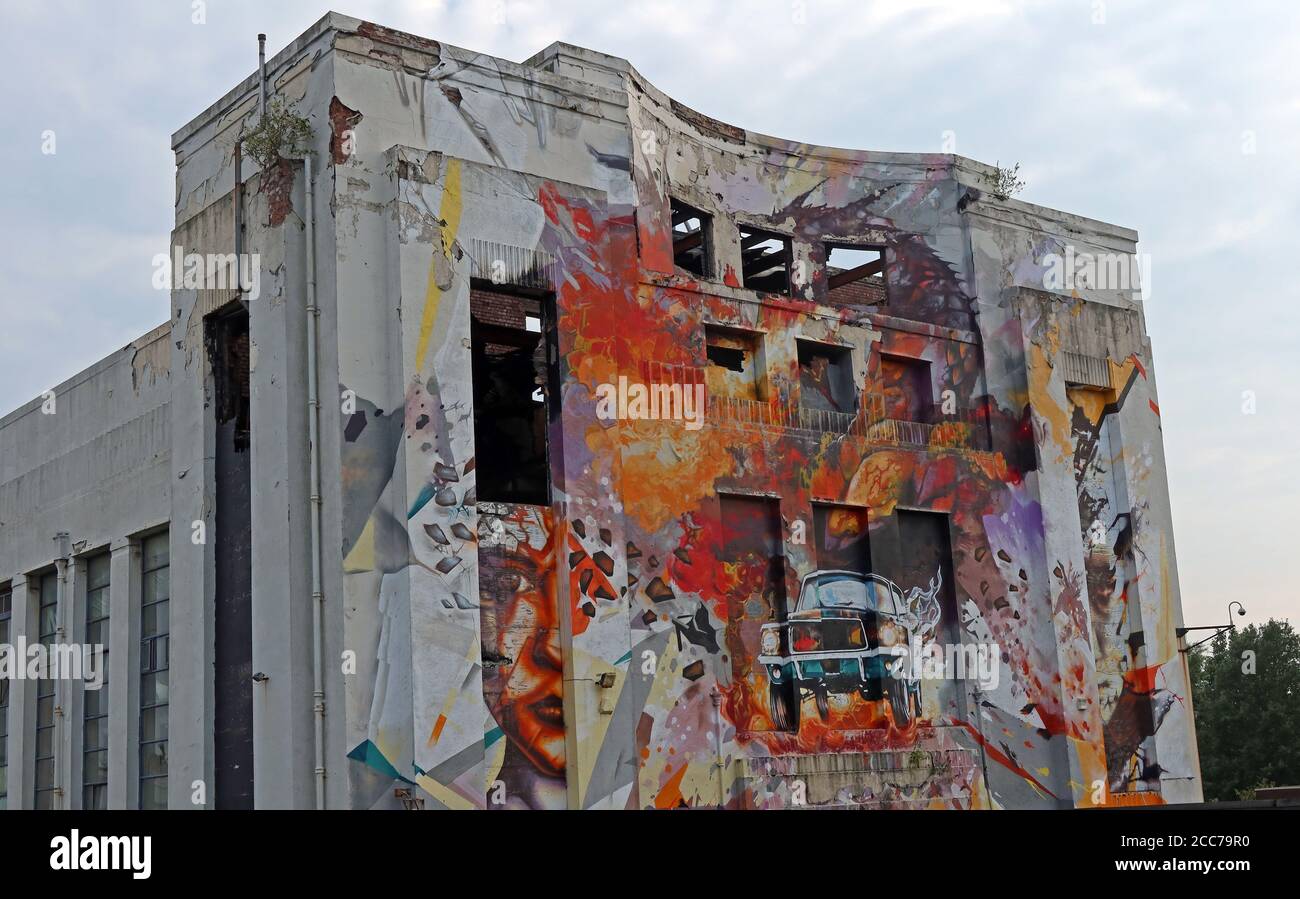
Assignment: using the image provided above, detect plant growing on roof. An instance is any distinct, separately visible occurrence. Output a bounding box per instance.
[989,161,1026,201]
[242,97,313,170]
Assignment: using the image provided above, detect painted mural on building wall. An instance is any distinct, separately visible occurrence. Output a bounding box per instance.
[319,24,1196,810]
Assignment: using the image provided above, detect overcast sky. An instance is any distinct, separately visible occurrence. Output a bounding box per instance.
[1,0,1295,629]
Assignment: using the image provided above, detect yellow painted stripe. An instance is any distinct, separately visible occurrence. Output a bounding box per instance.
[415,158,463,370]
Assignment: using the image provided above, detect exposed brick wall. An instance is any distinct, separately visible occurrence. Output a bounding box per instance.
[470,287,540,329]
[826,275,888,307]
[230,329,251,405]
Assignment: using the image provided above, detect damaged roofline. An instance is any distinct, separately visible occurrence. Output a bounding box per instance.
[171,10,627,152]
[171,11,338,150]
[170,10,1139,245]
[526,41,1140,244]
[0,321,170,429]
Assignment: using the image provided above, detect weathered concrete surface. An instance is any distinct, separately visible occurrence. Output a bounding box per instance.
[0,12,1197,811]
[0,324,170,809]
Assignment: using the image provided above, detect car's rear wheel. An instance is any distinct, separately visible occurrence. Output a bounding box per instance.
[888,678,913,728]
[769,682,800,732]
[814,688,831,721]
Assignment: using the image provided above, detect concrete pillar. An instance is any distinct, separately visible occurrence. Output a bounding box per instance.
[170,269,218,810]
[107,539,141,809]
[248,167,316,810]
[1018,314,1106,808]
[6,577,33,809]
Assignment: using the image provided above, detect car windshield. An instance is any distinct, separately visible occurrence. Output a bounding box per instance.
[799,574,897,614]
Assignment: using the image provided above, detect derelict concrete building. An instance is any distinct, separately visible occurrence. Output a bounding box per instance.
[0,12,1199,810]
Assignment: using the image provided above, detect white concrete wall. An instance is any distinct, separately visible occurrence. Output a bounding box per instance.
[0,324,170,809]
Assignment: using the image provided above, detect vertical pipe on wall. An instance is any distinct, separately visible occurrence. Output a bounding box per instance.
[52,531,70,808]
[257,34,267,118]
[303,154,326,809]
[710,687,726,808]
[234,141,243,303]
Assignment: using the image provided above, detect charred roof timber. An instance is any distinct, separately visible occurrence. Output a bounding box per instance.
[671,198,711,278]
[738,225,792,295]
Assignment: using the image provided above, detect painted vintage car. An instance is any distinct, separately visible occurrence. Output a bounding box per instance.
[758,570,939,730]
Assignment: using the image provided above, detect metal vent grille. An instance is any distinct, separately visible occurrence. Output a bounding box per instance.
[1062,351,1112,389]
[469,239,557,291]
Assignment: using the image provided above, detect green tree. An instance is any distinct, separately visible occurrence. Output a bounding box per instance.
[1188,619,1300,801]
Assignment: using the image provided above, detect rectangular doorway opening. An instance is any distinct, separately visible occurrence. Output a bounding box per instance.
[719,494,790,732]
[470,283,558,506]
[207,302,253,809]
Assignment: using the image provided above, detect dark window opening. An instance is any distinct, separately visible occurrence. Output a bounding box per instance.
[880,354,933,423]
[34,572,57,809]
[82,553,110,810]
[813,504,871,573]
[706,344,744,372]
[705,325,763,401]
[738,225,791,294]
[471,284,557,506]
[825,244,887,306]
[798,340,855,414]
[207,303,253,809]
[671,198,710,277]
[207,307,251,452]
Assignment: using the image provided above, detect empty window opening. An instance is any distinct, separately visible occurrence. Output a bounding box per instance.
[83,552,110,810]
[705,326,763,401]
[825,244,887,306]
[706,344,744,372]
[798,340,855,414]
[208,308,251,452]
[739,226,792,294]
[671,198,711,277]
[471,284,557,506]
[880,354,933,423]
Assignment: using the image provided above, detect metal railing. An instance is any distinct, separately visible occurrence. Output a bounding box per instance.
[624,360,991,451]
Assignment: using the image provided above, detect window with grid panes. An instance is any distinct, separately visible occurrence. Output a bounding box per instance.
[34,572,58,809]
[139,534,169,809]
[0,585,10,808]
[83,553,110,809]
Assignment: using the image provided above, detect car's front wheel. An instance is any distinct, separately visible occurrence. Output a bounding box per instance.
[887,678,913,729]
[769,682,800,732]
[814,688,831,721]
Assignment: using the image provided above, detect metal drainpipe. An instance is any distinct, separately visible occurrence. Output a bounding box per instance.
[303,152,326,810]
[710,688,726,808]
[53,531,70,807]
[234,140,243,302]
[258,34,267,116]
